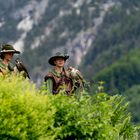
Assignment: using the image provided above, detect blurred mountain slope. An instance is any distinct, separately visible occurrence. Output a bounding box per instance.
[1,0,140,125]
[80,0,140,80]
[0,0,116,83]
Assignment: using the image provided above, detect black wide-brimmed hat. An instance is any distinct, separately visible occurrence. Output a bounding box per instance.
[48,52,69,66]
[0,44,20,54]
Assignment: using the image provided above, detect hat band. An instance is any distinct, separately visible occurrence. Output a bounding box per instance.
[1,50,17,53]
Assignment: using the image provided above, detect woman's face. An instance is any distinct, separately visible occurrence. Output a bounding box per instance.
[4,52,14,61]
[54,57,65,67]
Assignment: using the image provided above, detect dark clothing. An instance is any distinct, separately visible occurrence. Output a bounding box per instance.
[44,68,73,95]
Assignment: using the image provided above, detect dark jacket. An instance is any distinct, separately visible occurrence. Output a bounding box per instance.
[44,68,73,95]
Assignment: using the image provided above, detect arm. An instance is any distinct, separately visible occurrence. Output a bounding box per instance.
[0,68,7,75]
[46,78,53,94]
[0,70,3,76]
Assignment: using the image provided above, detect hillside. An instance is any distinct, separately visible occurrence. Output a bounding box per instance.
[1,0,140,124]
[0,0,116,83]
[80,0,140,80]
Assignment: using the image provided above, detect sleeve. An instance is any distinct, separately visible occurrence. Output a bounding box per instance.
[0,69,3,76]
[45,78,53,94]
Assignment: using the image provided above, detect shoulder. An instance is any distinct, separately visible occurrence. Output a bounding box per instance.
[46,73,53,77]
[0,59,4,67]
[44,70,54,81]
[0,59,7,70]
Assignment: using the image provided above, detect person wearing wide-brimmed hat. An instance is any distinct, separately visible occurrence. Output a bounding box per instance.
[0,44,20,76]
[44,52,73,95]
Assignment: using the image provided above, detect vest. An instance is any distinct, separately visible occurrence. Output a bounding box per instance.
[44,69,73,95]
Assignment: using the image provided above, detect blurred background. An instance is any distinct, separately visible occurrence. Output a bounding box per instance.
[0,0,140,124]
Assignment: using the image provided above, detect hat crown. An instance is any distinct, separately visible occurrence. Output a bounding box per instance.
[55,52,61,56]
[55,52,66,57]
[48,51,69,66]
[2,44,15,51]
[55,52,69,58]
[0,44,20,54]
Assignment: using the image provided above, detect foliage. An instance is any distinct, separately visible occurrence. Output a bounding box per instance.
[124,85,140,124]
[0,76,139,140]
[92,48,140,94]
[81,2,140,80]
[0,76,56,140]
[50,92,139,140]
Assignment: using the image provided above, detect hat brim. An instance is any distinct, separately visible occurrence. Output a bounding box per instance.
[48,56,69,66]
[0,50,20,54]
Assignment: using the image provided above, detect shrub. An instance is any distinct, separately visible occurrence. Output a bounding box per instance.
[0,76,55,140]
[0,76,139,140]
[48,92,138,140]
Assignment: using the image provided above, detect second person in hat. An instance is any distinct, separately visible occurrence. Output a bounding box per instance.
[44,52,73,95]
[0,44,30,79]
[0,44,20,76]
